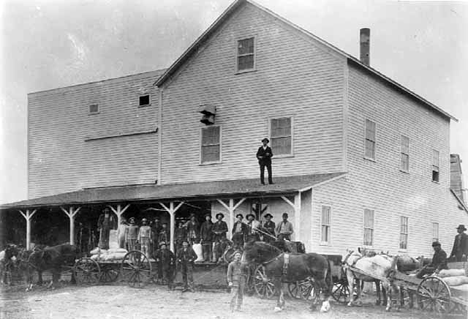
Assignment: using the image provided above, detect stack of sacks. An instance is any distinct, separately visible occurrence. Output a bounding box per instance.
[102,248,128,261]
[192,243,204,262]
[438,268,468,292]
[90,247,107,261]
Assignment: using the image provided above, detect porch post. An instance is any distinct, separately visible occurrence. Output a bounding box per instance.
[217,198,246,234]
[160,201,184,252]
[108,204,131,225]
[281,193,301,241]
[60,206,81,245]
[19,209,37,250]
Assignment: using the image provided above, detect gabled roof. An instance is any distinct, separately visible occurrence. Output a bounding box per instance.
[0,173,346,210]
[154,0,457,122]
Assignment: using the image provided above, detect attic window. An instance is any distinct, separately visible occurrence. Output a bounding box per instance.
[237,37,255,72]
[139,95,150,107]
[89,104,99,114]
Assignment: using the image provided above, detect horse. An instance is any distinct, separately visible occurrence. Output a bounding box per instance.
[342,249,399,311]
[0,244,19,285]
[241,241,333,313]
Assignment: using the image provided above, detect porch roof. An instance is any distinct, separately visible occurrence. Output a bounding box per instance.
[1,173,346,210]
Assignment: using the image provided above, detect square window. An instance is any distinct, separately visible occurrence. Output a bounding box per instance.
[89,104,99,114]
[237,37,255,72]
[201,126,221,163]
[139,95,150,106]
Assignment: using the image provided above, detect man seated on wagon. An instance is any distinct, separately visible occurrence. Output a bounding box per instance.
[416,241,448,279]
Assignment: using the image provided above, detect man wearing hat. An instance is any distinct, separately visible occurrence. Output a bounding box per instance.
[154,241,175,289]
[262,213,276,243]
[97,207,116,249]
[246,213,261,243]
[212,213,228,262]
[126,217,139,251]
[416,241,448,278]
[200,214,214,262]
[256,138,274,185]
[232,214,248,250]
[138,218,152,258]
[227,251,246,312]
[184,213,200,245]
[177,240,198,292]
[450,225,468,262]
[276,212,294,241]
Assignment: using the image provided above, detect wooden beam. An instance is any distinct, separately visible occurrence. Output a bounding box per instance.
[159,201,184,252]
[60,206,81,245]
[19,209,37,250]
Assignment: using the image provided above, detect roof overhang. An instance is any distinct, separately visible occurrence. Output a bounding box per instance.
[0,173,346,210]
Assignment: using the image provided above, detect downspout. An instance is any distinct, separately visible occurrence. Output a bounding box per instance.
[157,88,163,185]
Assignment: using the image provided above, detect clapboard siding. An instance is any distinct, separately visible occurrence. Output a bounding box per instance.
[28,71,162,198]
[159,4,345,184]
[309,63,468,256]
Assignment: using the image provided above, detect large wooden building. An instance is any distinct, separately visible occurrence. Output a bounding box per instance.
[2,0,467,257]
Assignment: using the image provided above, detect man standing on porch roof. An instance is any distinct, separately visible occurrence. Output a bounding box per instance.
[276,213,294,241]
[256,138,273,185]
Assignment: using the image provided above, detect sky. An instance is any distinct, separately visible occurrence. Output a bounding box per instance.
[0,0,467,204]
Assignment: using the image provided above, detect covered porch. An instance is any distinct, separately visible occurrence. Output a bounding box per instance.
[0,173,345,253]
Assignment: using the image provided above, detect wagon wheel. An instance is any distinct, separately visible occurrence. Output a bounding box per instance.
[73,257,101,285]
[288,279,316,301]
[99,264,119,283]
[417,276,453,313]
[253,264,276,298]
[121,251,152,288]
[331,276,350,304]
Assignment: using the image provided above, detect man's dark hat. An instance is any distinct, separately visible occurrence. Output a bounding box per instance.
[282,212,289,218]
[456,224,467,231]
[236,213,243,219]
[262,138,269,143]
[264,213,273,219]
[432,241,441,247]
[246,213,255,219]
[216,213,224,219]
[159,241,167,247]
[204,213,212,218]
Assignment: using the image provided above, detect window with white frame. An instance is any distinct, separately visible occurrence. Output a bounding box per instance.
[432,222,439,242]
[363,209,374,246]
[270,117,292,156]
[400,216,409,250]
[237,37,255,72]
[201,126,221,163]
[401,135,410,172]
[321,206,331,244]
[365,119,376,160]
[432,149,440,182]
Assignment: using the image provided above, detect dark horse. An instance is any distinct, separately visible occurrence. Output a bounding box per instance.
[241,241,333,312]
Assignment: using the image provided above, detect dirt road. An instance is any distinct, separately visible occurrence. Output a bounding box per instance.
[0,284,464,319]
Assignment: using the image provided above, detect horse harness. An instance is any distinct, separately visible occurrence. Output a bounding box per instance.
[261,252,290,277]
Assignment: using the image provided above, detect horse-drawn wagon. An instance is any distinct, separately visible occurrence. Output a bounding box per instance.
[73,250,153,288]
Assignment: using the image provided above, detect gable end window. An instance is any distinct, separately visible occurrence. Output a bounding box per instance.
[365,119,376,160]
[401,135,410,172]
[89,104,99,114]
[321,206,331,244]
[237,37,255,72]
[270,117,292,156]
[363,209,374,246]
[139,95,150,107]
[201,126,221,164]
[432,149,440,182]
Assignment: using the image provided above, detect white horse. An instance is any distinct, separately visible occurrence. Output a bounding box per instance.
[342,249,398,311]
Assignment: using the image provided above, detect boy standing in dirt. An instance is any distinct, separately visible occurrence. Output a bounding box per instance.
[227,252,246,312]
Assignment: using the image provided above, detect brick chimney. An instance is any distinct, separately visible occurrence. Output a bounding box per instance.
[360,28,370,66]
